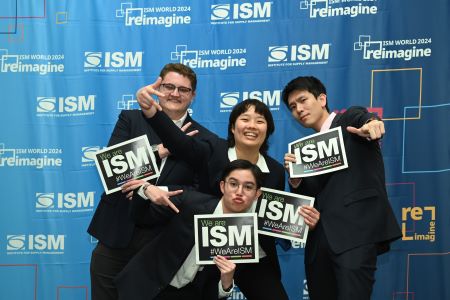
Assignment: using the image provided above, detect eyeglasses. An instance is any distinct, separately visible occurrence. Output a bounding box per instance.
[225,179,257,194]
[159,83,193,96]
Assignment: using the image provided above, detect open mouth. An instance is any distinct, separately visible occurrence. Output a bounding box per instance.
[243,132,258,139]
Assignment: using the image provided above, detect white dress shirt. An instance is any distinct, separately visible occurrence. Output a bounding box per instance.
[227,146,270,173]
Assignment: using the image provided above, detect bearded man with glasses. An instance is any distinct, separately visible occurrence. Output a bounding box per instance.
[88,63,218,300]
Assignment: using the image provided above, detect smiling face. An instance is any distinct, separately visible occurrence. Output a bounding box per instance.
[287,89,329,132]
[220,168,261,213]
[158,71,195,120]
[231,105,268,151]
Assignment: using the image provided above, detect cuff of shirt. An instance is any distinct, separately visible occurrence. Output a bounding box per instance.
[218,280,234,298]
[137,185,169,200]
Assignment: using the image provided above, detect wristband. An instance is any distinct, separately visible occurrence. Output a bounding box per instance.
[142,183,151,193]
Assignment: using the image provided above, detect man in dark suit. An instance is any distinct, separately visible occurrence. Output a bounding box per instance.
[282,76,402,300]
[115,159,264,300]
[88,63,217,300]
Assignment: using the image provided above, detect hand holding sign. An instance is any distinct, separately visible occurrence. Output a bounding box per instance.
[284,153,296,171]
[121,179,147,200]
[298,205,320,230]
[214,255,236,291]
[347,118,385,141]
[136,77,164,118]
[284,153,302,187]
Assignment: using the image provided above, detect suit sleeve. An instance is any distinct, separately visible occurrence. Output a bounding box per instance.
[107,111,135,146]
[343,106,379,129]
[146,110,217,170]
[276,164,286,191]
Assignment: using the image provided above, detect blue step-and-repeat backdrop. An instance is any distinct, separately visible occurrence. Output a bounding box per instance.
[0,1,449,299]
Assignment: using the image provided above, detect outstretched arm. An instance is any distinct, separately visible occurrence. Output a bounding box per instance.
[347,118,385,140]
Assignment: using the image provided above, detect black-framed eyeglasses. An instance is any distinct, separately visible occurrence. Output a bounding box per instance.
[159,83,193,96]
[225,179,257,194]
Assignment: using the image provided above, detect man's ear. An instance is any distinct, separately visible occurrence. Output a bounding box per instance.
[220,181,225,194]
[318,93,327,109]
[255,189,262,199]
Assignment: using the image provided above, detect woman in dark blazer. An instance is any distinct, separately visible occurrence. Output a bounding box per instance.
[136,79,286,300]
[146,99,285,197]
[146,100,287,300]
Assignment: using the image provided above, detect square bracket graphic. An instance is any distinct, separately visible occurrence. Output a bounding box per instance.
[0,0,46,19]
[8,23,23,42]
[405,252,450,299]
[0,1,17,34]
[116,94,137,110]
[371,68,422,121]
[57,286,88,300]
[0,264,37,300]
[386,182,417,235]
[402,103,450,173]
[56,12,68,24]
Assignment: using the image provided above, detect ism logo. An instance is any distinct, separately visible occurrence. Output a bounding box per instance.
[82,146,103,163]
[7,234,65,252]
[220,90,280,110]
[268,44,330,63]
[402,206,436,242]
[84,51,143,68]
[36,95,95,114]
[36,192,95,210]
[211,2,272,21]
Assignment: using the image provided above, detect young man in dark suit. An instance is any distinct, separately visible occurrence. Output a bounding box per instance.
[88,63,217,300]
[115,159,264,300]
[282,76,402,300]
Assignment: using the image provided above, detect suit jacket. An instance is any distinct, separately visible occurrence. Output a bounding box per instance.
[146,110,285,281]
[87,109,217,248]
[292,107,401,260]
[115,191,224,300]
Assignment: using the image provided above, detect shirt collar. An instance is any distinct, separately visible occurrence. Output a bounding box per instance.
[320,112,336,132]
[227,146,270,173]
[173,112,188,128]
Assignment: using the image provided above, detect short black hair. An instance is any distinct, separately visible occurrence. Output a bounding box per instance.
[282,76,330,112]
[227,99,275,154]
[221,159,264,189]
